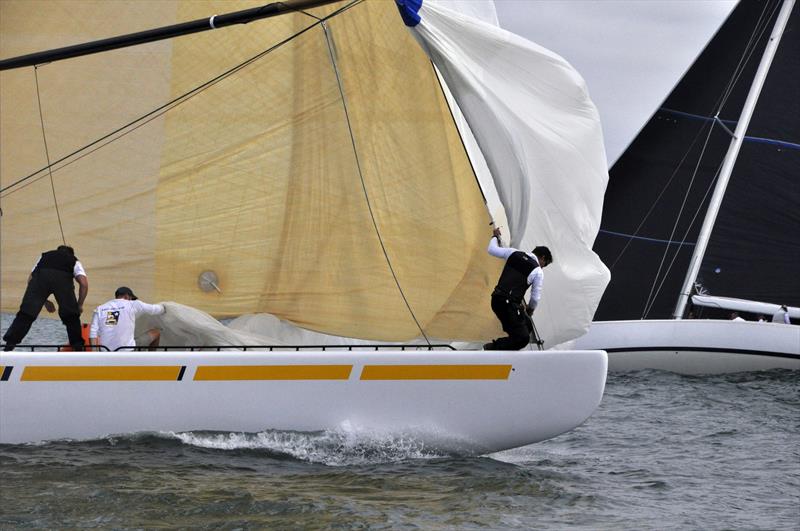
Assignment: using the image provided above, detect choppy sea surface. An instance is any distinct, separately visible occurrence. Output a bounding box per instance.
[1,315,798,529]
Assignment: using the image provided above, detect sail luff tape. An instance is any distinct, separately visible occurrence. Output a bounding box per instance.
[209,15,217,30]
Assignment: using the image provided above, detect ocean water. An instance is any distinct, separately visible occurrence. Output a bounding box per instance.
[1,315,798,529]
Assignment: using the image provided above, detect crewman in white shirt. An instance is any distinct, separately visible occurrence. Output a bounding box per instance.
[772,304,791,324]
[90,287,165,351]
[730,312,745,321]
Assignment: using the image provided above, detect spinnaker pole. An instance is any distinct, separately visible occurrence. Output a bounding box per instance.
[0,0,342,71]
[672,0,795,319]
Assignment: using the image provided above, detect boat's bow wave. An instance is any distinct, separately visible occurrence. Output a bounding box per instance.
[168,427,462,465]
[2,429,469,464]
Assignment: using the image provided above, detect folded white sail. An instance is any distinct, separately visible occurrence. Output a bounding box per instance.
[691,295,800,320]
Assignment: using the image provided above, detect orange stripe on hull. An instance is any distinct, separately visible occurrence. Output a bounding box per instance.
[21,366,183,381]
[360,364,512,380]
[194,365,352,380]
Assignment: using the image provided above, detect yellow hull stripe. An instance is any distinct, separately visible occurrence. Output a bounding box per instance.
[360,364,512,380]
[16,365,508,381]
[194,365,352,380]
[21,366,183,381]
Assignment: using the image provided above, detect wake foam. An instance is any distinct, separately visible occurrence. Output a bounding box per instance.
[165,427,451,466]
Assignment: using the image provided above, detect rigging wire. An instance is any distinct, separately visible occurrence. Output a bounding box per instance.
[0,0,362,198]
[641,125,719,318]
[589,0,778,269]
[644,0,780,316]
[608,116,713,272]
[716,0,779,113]
[5,0,425,341]
[642,2,776,317]
[33,65,66,245]
[624,0,779,318]
[320,17,433,346]
[643,165,723,318]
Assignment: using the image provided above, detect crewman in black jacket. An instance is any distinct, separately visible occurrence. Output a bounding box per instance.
[484,228,552,350]
[3,245,89,351]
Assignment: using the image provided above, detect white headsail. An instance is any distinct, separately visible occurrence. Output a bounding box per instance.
[398,0,610,344]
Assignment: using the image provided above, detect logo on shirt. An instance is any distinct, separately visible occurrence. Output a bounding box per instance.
[104,310,120,326]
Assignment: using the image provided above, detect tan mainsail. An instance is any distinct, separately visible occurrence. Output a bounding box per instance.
[0,0,502,341]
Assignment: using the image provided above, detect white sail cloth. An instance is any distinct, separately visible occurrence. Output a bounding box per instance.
[691,295,800,320]
[135,302,431,349]
[399,0,611,345]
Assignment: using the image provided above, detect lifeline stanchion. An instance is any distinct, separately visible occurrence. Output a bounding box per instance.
[528,316,544,351]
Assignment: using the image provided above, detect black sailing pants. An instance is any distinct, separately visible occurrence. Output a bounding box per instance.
[486,294,530,350]
[3,268,83,350]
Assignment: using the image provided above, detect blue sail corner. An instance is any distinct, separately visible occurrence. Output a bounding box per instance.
[396,0,422,27]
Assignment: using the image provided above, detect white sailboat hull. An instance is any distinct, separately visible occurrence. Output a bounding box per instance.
[0,349,607,452]
[574,320,800,374]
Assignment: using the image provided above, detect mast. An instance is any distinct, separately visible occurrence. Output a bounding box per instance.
[0,0,341,71]
[673,0,795,319]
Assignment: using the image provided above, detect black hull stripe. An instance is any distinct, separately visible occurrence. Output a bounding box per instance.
[1,366,12,381]
[604,346,800,360]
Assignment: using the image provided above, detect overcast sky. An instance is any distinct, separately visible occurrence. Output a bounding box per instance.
[492,0,737,166]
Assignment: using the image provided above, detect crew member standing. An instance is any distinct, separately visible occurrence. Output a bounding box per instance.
[772,304,791,324]
[90,287,166,351]
[2,245,89,351]
[484,227,552,350]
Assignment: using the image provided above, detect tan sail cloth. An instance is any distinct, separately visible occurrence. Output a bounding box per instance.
[1,0,502,341]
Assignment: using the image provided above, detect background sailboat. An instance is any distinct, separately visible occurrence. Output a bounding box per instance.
[574,0,800,373]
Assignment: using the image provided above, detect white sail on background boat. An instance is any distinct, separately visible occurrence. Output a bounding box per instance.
[0,0,609,447]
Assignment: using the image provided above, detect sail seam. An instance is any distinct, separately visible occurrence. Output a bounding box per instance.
[660,108,799,150]
[608,117,713,275]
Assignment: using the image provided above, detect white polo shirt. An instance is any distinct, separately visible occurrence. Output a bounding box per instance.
[89,298,165,351]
